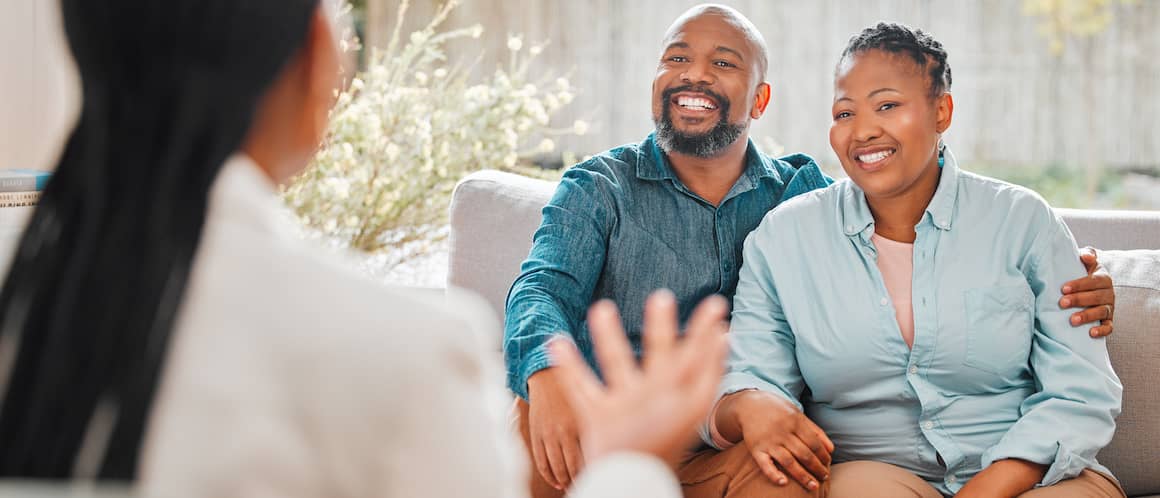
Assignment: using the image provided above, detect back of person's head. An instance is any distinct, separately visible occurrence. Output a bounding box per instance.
[0,0,323,480]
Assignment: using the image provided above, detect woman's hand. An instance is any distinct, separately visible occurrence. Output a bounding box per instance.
[715,390,833,491]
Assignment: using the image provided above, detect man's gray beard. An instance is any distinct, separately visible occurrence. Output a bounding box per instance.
[655,117,746,158]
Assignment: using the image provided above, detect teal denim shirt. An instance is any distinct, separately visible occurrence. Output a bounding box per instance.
[714,149,1122,494]
[504,133,832,399]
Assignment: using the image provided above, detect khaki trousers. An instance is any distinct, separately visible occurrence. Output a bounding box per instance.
[678,446,1126,498]
[679,444,826,498]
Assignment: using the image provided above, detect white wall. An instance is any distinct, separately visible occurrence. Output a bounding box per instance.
[0,0,80,172]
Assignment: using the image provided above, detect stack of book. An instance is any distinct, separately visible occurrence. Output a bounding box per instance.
[1,169,51,275]
[1,169,50,207]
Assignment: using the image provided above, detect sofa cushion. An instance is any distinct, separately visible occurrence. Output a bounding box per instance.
[1097,250,1160,496]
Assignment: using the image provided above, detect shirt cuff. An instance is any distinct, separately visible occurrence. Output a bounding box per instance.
[1039,443,1096,487]
[702,390,756,450]
[508,344,554,400]
[718,372,802,411]
[707,398,736,450]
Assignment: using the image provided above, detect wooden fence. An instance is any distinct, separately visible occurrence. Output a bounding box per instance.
[4,1,1155,171]
[369,0,1160,169]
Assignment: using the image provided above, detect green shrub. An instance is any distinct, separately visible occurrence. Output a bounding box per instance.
[282,0,580,266]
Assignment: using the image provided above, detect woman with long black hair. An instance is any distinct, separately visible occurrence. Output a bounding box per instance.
[0,0,728,495]
[0,0,328,479]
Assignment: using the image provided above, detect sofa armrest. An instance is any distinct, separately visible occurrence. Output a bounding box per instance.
[447,170,556,321]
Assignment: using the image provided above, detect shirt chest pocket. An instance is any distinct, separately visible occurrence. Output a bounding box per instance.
[963,285,1035,376]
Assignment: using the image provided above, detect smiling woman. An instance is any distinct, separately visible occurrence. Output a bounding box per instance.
[0,0,326,480]
[828,49,950,242]
[703,21,1126,498]
[828,27,952,232]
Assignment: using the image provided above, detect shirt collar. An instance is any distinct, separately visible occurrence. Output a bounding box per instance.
[925,147,960,230]
[209,153,293,237]
[635,132,782,187]
[840,147,961,239]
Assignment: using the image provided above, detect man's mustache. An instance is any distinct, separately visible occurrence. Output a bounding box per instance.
[661,85,730,108]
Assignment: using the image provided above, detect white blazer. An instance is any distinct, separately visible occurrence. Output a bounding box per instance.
[139,155,679,498]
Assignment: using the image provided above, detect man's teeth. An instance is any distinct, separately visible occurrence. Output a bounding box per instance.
[858,150,894,163]
[677,96,716,110]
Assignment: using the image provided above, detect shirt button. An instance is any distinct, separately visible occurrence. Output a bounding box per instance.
[947,475,958,484]
[846,225,854,232]
[923,420,934,430]
[880,297,889,306]
[909,365,918,375]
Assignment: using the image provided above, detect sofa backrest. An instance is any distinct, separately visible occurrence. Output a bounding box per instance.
[1095,250,1160,496]
[449,170,556,317]
[449,170,1160,495]
[448,171,1160,316]
[1055,208,1160,250]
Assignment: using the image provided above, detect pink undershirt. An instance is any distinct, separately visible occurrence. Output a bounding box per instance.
[871,233,916,349]
[708,232,916,449]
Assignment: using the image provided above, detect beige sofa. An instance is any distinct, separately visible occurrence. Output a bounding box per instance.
[449,169,1160,497]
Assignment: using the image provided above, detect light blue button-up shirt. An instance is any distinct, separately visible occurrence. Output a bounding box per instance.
[712,150,1122,495]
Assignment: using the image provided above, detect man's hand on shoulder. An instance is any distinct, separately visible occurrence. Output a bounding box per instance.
[1059,247,1116,338]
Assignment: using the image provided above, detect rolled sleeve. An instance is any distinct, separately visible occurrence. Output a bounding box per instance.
[699,221,805,447]
[981,210,1123,486]
[504,166,613,399]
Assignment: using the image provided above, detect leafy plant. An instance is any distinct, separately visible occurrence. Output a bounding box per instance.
[1023,0,1139,54]
[282,0,582,267]
[968,161,1130,208]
